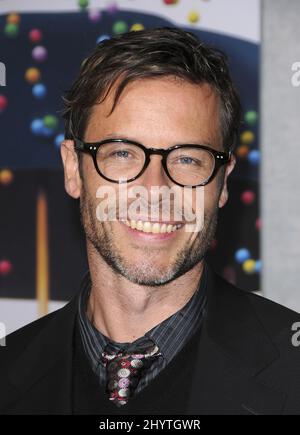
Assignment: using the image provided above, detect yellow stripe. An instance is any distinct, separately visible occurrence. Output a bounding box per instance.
[36,189,49,316]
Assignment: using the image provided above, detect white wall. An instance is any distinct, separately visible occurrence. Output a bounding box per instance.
[262,0,300,311]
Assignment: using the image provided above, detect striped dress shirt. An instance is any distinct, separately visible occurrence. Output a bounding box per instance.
[77,261,208,395]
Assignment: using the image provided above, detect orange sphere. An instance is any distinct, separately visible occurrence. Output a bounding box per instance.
[7,13,21,25]
[0,169,13,185]
[236,144,249,159]
[25,67,41,83]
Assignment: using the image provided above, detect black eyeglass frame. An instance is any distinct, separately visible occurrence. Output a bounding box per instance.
[74,137,232,188]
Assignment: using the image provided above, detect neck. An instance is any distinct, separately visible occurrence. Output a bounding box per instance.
[85,241,204,343]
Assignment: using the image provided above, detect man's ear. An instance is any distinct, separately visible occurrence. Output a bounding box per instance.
[218,154,236,209]
[60,139,82,199]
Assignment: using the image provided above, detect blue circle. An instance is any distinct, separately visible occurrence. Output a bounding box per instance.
[32,83,47,99]
[235,248,251,264]
[54,133,64,148]
[248,149,260,165]
[96,34,110,44]
[30,118,44,135]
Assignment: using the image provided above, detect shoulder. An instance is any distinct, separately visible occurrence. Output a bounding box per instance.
[0,296,77,370]
[0,309,60,365]
[246,288,300,329]
[214,271,300,343]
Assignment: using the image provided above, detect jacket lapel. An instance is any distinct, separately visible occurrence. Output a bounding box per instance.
[4,290,80,414]
[186,265,286,415]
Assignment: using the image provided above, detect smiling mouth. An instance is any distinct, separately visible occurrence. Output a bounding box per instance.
[120,219,184,234]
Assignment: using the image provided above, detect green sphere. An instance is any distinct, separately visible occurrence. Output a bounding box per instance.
[112,21,128,35]
[245,110,258,125]
[78,0,89,9]
[4,23,19,38]
[43,115,58,130]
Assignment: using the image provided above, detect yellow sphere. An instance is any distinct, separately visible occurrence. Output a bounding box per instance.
[130,23,145,32]
[7,13,21,25]
[242,259,256,274]
[0,169,13,185]
[188,11,200,24]
[240,130,255,145]
[25,67,41,84]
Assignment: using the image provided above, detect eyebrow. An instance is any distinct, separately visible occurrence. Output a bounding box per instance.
[102,133,214,148]
[103,133,140,142]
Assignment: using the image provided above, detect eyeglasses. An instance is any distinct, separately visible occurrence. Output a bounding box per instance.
[74,137,231,188]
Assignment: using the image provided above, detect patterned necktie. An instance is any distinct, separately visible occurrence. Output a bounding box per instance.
[101,339,161,407]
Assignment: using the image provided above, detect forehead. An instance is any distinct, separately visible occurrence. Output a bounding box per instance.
[85,76,222,147]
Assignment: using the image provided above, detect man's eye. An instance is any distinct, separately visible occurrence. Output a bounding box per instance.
[179,157,193,164]
[177,156,200,165]
[112,150,130,158]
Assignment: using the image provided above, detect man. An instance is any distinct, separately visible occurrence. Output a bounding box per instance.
[1,27,300,415]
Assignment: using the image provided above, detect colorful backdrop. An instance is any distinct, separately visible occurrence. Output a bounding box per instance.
[0,0,260,334]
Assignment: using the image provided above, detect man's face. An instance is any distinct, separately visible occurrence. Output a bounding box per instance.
[62,76,235,286]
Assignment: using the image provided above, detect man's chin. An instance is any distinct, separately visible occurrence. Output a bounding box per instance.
[119,274,176,287]
[113,261,177,286]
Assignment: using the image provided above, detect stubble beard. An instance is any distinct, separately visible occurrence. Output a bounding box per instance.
[80,184,219,287]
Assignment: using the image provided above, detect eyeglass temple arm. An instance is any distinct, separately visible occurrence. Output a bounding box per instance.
[223,149,233,162]
[74,138,85,151]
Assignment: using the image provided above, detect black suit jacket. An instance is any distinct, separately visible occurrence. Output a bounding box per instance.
[1,266,300,415]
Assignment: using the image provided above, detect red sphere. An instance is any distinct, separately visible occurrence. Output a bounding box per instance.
[0,260,12,275]
[241,190,255,205]
[29,28,43,43]
[0,95,8,111]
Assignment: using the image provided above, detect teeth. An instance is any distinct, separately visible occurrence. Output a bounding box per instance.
[123,219,182,234]
[160,223,167,233]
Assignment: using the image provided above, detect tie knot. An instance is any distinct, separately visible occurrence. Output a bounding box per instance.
[101,341,161,364]
[101,336,160,362]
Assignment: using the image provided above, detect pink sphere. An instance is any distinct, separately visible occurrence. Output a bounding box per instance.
[88,9,102,22]
[106,2,118,14]
[32,45,47,62]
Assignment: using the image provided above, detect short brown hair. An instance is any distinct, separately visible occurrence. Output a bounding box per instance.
[62,27,242,153]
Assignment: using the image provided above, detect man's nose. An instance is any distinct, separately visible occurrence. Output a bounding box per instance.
[139,154,171,190]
